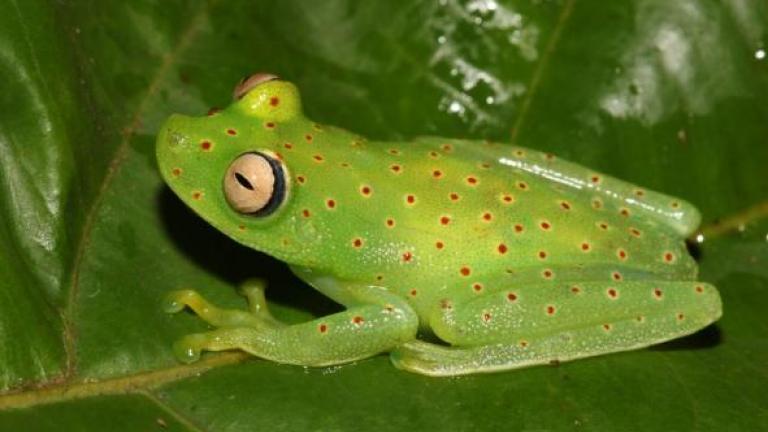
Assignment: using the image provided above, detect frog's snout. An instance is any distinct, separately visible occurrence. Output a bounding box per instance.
[156,114,194,156]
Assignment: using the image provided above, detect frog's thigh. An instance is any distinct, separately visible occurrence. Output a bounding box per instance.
[392,281,721,376]
[174,302,418,366]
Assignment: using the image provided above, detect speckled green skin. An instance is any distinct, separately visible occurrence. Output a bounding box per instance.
[156,79,722,376]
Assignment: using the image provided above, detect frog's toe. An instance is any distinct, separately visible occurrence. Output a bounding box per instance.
[173,333,207,363]
[162,289,198,314]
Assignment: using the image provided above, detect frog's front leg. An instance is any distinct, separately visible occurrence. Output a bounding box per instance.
[166,281,418,366]
[164,279,281,331]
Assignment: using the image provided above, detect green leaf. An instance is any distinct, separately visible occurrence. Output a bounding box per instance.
[1,0,767,430]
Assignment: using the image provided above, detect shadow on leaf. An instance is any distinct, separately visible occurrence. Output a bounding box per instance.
[156,186,341,319]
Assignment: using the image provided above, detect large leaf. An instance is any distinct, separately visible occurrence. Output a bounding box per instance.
[1,0,767,430]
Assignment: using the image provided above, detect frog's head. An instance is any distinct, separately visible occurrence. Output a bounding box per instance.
[156,74,327,266]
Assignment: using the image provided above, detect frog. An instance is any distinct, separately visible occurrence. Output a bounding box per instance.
[156,73,722,376]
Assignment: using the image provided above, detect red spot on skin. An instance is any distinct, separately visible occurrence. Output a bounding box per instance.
[607,288,618,299]
[677,313,685,321]
[326,199,336,209]
[473,283,483,292]
[389,148,401,155]
[599,223,609,230]
[514,224,524,233]
[313,155,324,162]
[340,162,350,168]
[591,175,601,184]
[592,199,603,209]
[409,289,418,297]
[514,150,525,158]
[654,288,663,299]
[265,122,275,129]
[352,316,364,325]
[406,195,416,205]
[507,292,518,302]
[319,323,328,333]
[376,275,384,281]
[402,251,413,262]
[560,201,571,210]
[630,228,642,237]
[545,153,556,161]
[620,208,630,217]
[460,266,471,277]
[501,194,514,204]
[207,107,221,116]
[618,249,628,260]
[480,162,491,169]
[200,140,212,151]
[192,192,202,200]
[429,151,440,159]
[449,192,460,201]
[440,216,451,225]
[302,209,311,218]
[305,134,313,142]
[636,316,645,323]
[171,168,182,177]
[571,286,581,294]
[519,340,528,348]
[270,96,279,107]
[432,170,443,179]
[482,312,492,322]
[296,175,306,184]
[603,323,612,331]
[546,305,555,315]
[386,218,395,228]
[284,142,293,149]
[390,164,402,173]
[466,176,478,185]
[635,189,645,197]
[612,272,623,281]
[540,221,552,231]
[441,144,453,152]
[671,201,680,208]
[482,212,493,222]
[497,243,508,254]
[664,252,675,263]
[352,238,363,248]
[517,181,528,190]
[227,129,237,136]
[440,299,452,310]
[435,241,445,250]
[538,251,547,260]
[581,242,591,252]
[695,285,704,293]
[273,152,284,161]
[238,225,246,231]
[360,186,372,196]
[542,269,553,279]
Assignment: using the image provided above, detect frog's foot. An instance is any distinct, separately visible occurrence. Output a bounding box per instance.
[163,289,277,330]
[238,278,282,326]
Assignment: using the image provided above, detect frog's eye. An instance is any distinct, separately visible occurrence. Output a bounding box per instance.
[224,152,286,216]
[233,73,280,100]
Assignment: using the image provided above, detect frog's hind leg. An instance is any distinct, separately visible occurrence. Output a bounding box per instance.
[391,281,721,376]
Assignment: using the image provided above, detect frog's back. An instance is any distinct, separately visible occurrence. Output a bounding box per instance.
[281,128,700,318]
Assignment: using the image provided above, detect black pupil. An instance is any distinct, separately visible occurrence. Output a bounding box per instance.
[235,172,254,190]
